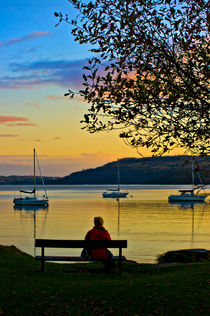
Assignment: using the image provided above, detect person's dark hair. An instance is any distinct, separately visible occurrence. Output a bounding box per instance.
[94,216,104,226]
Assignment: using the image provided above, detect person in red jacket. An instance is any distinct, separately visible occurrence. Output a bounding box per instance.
[85,216,115,272]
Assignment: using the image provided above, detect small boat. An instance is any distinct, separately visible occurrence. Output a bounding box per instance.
[168,160,207,203]
[13,149,49,207]
[168,189,207,202]
[102,190,128,198]
[102,160,128,198]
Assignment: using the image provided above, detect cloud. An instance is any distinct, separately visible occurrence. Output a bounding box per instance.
[47,94,83,102]
[0,59,86,90]
[0,115,29,124]
[47,95,66,100]
[0,75,46,90]
[0,153,116,176]
[0,115,36,126]
[16,123,37,126]
[3,31,50,47]
[26,102,39,108]
[14,59,85,72]
[0,134,18,137]
[0,154,37,176]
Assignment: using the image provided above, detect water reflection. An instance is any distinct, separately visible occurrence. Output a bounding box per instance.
[13,205,48,256]
[169,201,207,247]
[13,205,48,212]
[116,198,121,234]
[169,201,206,210]
[0,186,209,263]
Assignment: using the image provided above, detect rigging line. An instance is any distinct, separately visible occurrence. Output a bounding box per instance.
[35,152,48,199]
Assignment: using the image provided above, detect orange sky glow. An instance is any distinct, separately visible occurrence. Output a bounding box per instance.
[0,1,185,177]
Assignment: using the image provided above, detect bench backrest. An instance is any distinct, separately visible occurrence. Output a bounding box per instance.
[35,239,127,248]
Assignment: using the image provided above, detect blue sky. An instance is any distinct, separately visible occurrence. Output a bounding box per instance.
[0,0,185,177]
[1,0,151,176]
[0,0,92,91]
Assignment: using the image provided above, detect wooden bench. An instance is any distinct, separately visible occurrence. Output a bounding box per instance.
[35,239,127,275]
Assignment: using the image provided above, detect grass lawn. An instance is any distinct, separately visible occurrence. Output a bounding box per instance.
[0,245,209,315]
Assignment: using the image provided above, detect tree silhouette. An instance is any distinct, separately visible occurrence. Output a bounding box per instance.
[55,0,210,156]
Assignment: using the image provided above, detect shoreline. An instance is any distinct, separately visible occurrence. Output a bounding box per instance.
[0,245,209,315]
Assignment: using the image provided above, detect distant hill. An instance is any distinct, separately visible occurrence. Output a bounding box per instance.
[0,155,209,185]
[52,155,210,185]
[0,176,59,185]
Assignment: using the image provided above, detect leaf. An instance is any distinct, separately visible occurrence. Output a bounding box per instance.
[57,0,210,157]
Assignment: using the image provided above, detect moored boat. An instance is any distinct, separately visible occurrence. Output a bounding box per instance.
[102,159,128,198]
[168,189,206,202]
[13,149,49,207]
[102,190,128,198]
[168,159,207,203]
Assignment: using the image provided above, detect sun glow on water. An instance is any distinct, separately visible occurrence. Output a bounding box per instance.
[0,185,209,263]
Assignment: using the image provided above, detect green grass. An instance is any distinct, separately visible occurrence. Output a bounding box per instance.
[0,245,209,315]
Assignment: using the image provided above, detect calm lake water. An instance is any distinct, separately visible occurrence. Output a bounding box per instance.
[0,185,209,263]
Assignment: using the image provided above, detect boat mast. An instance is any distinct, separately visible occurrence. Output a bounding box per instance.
[36,150,48,199]
[33,148,36,197]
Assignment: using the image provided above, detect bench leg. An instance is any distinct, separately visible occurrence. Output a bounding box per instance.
[118,248,122,275]
[41,247,45,272]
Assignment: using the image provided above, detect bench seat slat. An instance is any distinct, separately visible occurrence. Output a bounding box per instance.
[35,239,127,248]
[35,255,126,262]
[35,239,127,274]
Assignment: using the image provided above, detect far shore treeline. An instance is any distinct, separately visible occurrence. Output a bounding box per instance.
[0,155,210,185]
[0,155,209,185]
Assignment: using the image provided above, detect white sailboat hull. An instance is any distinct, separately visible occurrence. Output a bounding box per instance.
[13,149,49,207]
[102,160,129,198]
[102,191,128,198]
[168,159,207,204]
[13,197,48,206]
[168,194,206,202]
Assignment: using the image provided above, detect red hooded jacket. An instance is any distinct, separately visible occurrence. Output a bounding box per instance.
[85,226,111,260]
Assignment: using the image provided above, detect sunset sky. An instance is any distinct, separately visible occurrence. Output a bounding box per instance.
[1,0,183,177]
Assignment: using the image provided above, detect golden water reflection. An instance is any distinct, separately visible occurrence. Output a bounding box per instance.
[0,186,209,263]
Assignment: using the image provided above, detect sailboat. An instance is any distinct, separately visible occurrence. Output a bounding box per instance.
[168,160,207,203]
[13,149,49,207]
[102,160,128,198]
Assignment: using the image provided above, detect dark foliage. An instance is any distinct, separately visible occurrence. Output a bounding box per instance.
[55,0,210,156]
